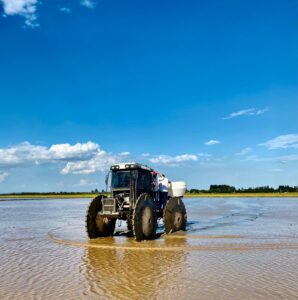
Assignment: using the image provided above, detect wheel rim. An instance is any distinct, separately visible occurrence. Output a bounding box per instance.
[163,197,187,234]
[173,211,183,230]
[142,206,154,237]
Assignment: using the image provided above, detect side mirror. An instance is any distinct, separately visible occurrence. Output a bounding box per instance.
[105,171,110,192]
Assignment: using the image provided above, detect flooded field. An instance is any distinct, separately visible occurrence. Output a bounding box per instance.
[1,197,298,299]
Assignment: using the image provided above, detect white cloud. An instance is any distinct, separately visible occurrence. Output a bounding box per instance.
[0,171,9,183]
[49,142,99,160]
[61,150,118,174]
[0,142,49,166]
[236,147,253,156]
[80,0,96,9]
[0,141,100,166]
[223,107,268,120]
[205,140,220,146]
[260,134,298,150]
[0,0,39,27]
[119,151,130,156]
[0,141,121,175]
[175,154,198,162]
[149,154,198,166]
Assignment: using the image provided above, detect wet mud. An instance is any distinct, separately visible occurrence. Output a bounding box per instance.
[1,197,298,299]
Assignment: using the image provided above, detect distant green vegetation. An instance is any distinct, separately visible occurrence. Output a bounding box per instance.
[0,188,298,199]
[188,184,298,194]
[186,192,298,198]
[0,191,298,199]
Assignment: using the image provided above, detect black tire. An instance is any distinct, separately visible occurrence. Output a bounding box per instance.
[132,193,157,241]
[163,197,187,234]
[86,195,116,239]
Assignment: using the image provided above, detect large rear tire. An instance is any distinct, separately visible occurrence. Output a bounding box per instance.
[132,193,157,241]
[163,197,187,234]
[86,195,116,239]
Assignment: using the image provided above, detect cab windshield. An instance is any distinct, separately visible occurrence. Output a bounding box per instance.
[111,171,130,188]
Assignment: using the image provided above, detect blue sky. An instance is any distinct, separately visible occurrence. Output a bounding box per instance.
[0,0,297,192]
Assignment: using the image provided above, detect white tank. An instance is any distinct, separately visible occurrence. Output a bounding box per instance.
[168,181,187,197]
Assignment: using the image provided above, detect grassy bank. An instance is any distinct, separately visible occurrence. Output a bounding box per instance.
[0,192,298,199]
[185,192,298,198]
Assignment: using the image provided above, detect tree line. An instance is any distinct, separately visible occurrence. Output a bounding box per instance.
[188,185,298,194]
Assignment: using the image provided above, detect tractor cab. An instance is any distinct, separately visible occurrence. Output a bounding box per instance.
[110,163,154,207]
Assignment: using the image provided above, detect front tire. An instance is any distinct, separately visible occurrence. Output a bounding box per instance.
[132,193,157,241]
[86,195,116,239]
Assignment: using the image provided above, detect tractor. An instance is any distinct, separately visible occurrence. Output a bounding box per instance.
[86,162,187,241]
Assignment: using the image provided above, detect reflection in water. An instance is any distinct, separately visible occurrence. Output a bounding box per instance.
[82,237,188,299]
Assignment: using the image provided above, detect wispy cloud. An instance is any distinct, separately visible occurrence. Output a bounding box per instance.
[268,168,283,173]
[260,134,298,150]
[223,108,268,120]
[75,179,97,187]
[0,171,9,183]
[205,140,220,146]
[59,7,71,14]
[0,0,39,27]
[141,153,150,157]
[80,0,96,9]
[197,153,212,157]
[246,154,298,163]
[236,147,253,156]
[149,154,198,166]
[119,151,130,156]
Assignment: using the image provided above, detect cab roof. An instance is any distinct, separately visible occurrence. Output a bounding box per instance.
[110,162,154,172]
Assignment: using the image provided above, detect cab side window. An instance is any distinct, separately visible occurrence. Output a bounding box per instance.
[137,171,151,193]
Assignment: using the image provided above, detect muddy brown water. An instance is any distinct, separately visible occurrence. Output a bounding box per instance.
[0,197,298,299]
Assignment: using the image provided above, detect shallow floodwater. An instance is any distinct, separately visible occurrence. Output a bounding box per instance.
[0,197,298,299]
